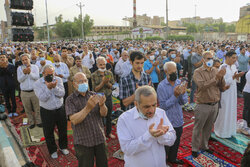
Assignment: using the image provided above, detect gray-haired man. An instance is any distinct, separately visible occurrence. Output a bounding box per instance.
[117,85,176,167]
[34,65,69,159]
[17,54,41,129]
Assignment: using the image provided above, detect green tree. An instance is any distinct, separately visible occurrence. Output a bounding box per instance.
[54,14,94,38]
[187,24,197,33]
[226,24,236,32]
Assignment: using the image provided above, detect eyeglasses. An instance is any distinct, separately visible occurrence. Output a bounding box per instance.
[206,57,213,60]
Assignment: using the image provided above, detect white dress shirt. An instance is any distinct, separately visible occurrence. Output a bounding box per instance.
[117,107,176,167]
[121,61,132,78]
[35,60,53,74]
[115,58,129,77]
[243,70,250,93]
[110,50,120,63]
[53,62,70,83]
[17,64,40,91]
[82,52,95,69]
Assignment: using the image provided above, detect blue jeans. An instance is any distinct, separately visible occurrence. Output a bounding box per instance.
[190,80,196,103]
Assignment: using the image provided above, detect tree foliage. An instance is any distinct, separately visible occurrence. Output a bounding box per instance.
[183,22,236,33]
[54,14,94,38]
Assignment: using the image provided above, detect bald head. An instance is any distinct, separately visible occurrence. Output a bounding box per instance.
[53,54,61,63]
[73,72,88,91]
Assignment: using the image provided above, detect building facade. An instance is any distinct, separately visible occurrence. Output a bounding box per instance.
[90,26,132,35]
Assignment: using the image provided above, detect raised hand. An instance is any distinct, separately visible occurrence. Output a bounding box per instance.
[157,118,169,134]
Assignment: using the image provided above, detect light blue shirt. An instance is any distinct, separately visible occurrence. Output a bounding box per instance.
[157,78,188,128]
[238,54,249,72]
[53,62,70,83]
[33,76,65,110]
[17,64,40,91]
[143,59,159,83]
[216,50,227,63]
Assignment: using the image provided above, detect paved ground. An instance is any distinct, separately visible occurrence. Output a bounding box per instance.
[0,119,26,166]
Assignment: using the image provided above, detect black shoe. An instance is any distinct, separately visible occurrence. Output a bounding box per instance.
[29,124,35,129]
[204,149,213,154]
[192,151,199,158]
[209,137,217,142]
[168,159,184,164]
[37,123,43,128]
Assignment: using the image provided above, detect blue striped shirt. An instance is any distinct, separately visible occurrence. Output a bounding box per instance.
[157,78,188,127]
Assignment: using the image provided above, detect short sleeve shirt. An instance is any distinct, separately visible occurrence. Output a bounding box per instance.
[65,91,106,147]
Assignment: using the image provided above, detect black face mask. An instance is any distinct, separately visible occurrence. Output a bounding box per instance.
[45,74,53,83]
[169,72,177,81]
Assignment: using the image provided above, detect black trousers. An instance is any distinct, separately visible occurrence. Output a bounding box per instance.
[63,82,68,102]
[237,72,246,92]
[153,83,159,91]
[1,88,16,113]
[165,126,183,162]
[105,95,113,136]
[183,60,188,77]
[243,92,250,125]
[40,106,68,154]
[74,143,108,167]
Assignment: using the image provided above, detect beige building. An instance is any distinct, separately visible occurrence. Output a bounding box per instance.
[90,26,132,35]
[239,4,250,19]
[180,17,223,25]
[123,14,165,27]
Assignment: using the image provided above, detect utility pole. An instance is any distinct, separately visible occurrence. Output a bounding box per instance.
[133,0,137,28]
[45,0,50,46]
[76,2,85,40]
[166,0,169,40]
[195,4,197,24]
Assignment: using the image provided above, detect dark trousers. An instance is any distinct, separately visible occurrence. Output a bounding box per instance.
[40,106,68,154]
[153,83,159,90]
[105,95,113,136]
[63,82,68,102]
[183,60,188,77]
[237,72,246,92]
[1,88,16,113]
[74,143,108,167]
[243,92,250,125]
[165,126,183,162]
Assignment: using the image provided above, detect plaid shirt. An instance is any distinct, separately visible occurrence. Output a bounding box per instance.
[91,70,115,97]
[65,91,106,147]
[119,71,151,110]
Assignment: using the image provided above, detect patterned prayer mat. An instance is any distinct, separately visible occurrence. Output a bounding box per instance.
[211,132,250,154]
[182,151,237,167]
[113,149,124,160]
[112,96,120,104]
[20,125,59,147]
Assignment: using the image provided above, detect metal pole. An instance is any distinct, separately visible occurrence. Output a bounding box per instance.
[77,2,85,40]
[133,0,137,28]
[166,0,168,39]
[45,0,50,46]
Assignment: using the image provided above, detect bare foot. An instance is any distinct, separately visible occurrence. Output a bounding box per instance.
[109,134,116,139]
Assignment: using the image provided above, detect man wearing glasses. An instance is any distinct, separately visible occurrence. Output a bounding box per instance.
[191,51,227,158]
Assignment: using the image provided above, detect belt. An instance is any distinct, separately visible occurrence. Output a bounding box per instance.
[22,90,33,92]
[204,102,218,106]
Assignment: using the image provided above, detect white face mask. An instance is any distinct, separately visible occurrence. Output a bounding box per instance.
[206,59,214,68]
[55,62,60,66]
[7,51,11,54]
[137,108,148,120]
[149,55,155,61]
[163,56,167,59]
[98,68,106,72]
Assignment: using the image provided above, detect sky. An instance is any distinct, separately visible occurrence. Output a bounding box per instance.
[0,0,249,26]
